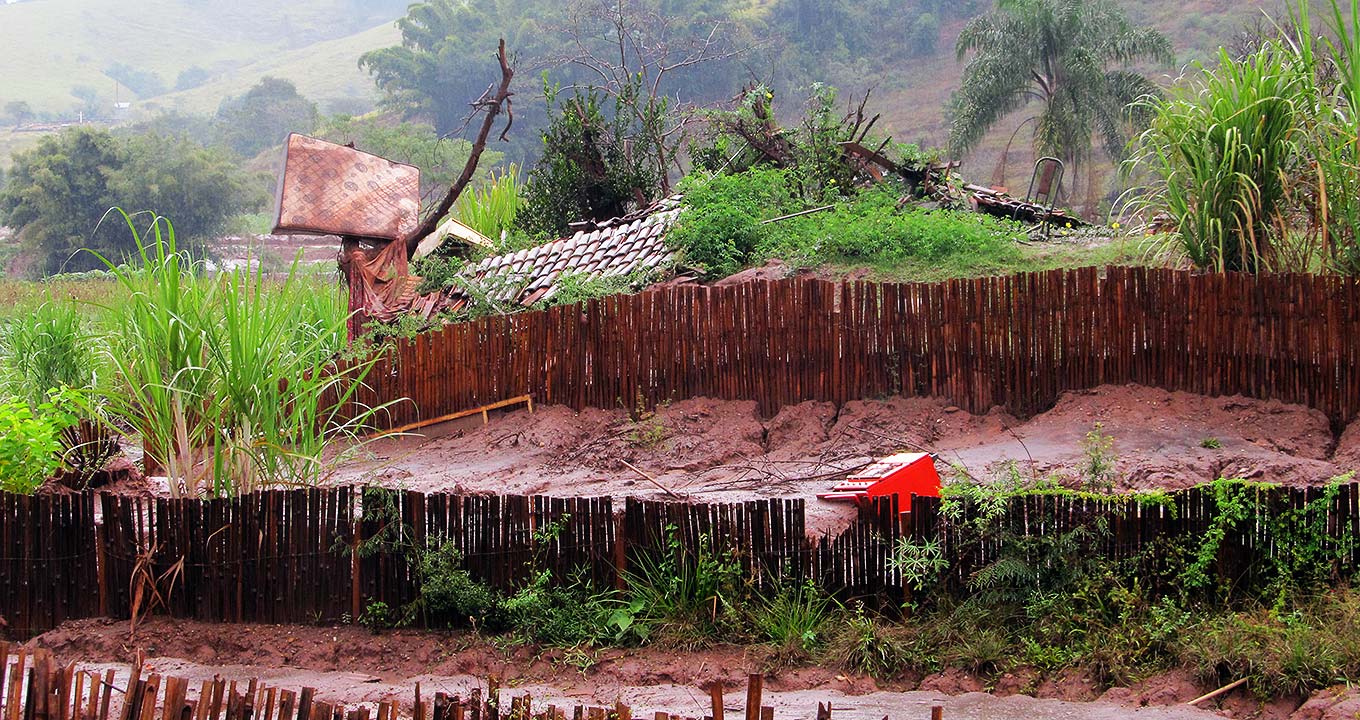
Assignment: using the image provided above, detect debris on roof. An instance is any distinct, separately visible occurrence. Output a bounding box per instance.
[413,216,493,259]
[412,198,682,317]
[273,134,421,240]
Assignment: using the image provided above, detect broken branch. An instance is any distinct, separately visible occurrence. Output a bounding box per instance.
[403,38,515,258]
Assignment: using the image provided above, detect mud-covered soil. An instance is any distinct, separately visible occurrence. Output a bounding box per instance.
[332,384,1360,535]
[27,618,1230,720]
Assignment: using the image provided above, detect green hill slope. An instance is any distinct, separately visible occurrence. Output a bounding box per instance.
[0,0,401,116]
[142,21,401,116]
[876,0,1283,194]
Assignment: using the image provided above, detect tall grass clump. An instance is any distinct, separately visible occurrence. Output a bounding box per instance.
[455,164,522,246]
[1128,46,1303,272]
[90,211,380,497]
[0,301,98,409]
[1128,0,1360,274]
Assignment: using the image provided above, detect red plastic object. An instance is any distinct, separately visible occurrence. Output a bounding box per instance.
[818,453,941,502]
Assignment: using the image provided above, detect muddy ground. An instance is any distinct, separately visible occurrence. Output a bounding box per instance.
[333,384,1360,535]
[25,618,1243,720]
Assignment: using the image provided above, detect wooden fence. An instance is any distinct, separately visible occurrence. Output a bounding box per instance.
[329,267,1360,431]
[0,646,874,720]
[5,482,1359,639]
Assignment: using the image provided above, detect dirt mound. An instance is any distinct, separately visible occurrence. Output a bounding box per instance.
[1293,686,1360,719]
[332,384,1348,535]
[713,259,793,287]
[940,385,1344,491]
[1332,420,1360,473]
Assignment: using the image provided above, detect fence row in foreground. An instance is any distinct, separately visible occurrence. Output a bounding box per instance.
[0,645,895,720]
[4,481,1357,638]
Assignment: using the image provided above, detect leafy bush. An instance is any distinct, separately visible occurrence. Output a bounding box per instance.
[504,571,624,646]
[360,600,396,634]
[666,204,762,278]
[410,541,506,630]
[517,84,664,239]
[0,397,72,493]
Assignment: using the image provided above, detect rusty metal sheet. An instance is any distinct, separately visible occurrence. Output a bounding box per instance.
[273,133,420,240]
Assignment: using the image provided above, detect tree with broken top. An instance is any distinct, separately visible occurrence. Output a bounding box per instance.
[338,39,515,339]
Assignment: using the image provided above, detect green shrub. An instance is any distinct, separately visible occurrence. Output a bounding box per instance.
[667,168,1024,278]
[667,204,761,278]
[0,397,72,493]
[763,190,1025,268]
[1176,591,1360,696]
[827,603,904,676]
[748,579,838,657]
[624,527,744,646]
[412,542,506,630]
[504,571,625,647]
[359,600,395,634]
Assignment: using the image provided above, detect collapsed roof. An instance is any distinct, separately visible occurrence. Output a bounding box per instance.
[410,198,682,318]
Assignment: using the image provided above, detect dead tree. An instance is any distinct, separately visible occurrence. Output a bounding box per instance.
[557,0,752,192]
[402,38,516,258]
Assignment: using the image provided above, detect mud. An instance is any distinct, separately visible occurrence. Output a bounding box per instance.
[332,385,1359,535]
[28,619,1223,720]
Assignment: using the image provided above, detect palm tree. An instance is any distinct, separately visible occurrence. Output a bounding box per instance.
[948,0,1173,183]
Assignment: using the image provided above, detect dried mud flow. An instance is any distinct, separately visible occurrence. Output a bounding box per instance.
[28,619,1227,720]
[331,384,1360,535]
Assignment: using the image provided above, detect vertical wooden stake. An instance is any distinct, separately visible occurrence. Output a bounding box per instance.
[613,513,627,593]
[743,675,761,720]
[95,523,108,618]
[350,520,361,624]
[708,685,722,720]
[930,707,942,720]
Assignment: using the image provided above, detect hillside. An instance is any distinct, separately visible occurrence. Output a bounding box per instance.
[0,0,403,116]
[143,21,401,116]
[875,0,1283,196]
[0,0,1288,188]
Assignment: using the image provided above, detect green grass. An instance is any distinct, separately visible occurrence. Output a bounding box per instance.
[835,230,1148,283]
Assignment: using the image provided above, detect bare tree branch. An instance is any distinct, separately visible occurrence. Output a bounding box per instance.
[402,39,515,258]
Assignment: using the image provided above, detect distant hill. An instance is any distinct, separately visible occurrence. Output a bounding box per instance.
[0,0,1292,190]
[0,0,404,117]
[143,22,401,116]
